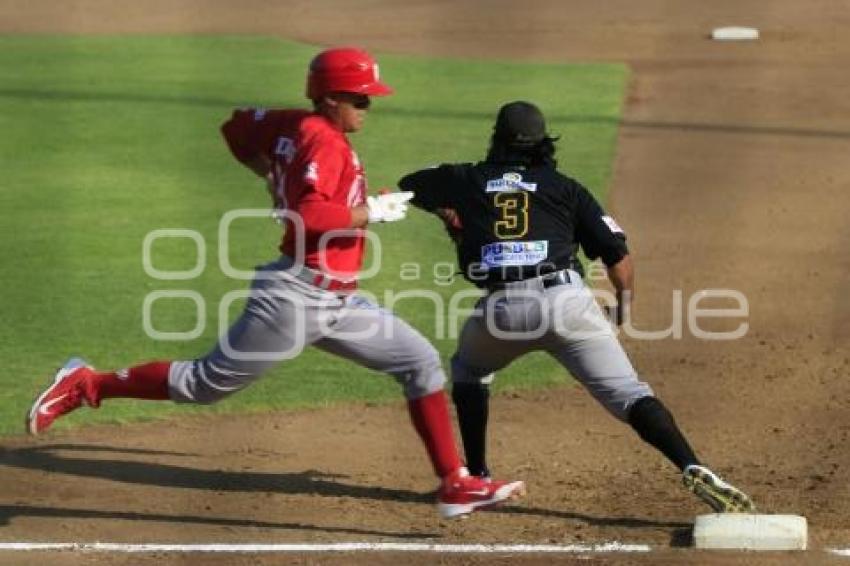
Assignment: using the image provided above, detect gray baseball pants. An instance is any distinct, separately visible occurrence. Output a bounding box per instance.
[168,257,446,403]
[451,270,653,421]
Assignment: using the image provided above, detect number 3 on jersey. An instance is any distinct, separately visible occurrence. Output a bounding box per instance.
[493,192,529,239]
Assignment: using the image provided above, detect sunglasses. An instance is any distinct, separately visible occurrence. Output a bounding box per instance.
[351,96,371,110]
[328,92,372,110]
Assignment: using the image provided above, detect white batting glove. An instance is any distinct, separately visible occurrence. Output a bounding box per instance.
[366,191,414,223]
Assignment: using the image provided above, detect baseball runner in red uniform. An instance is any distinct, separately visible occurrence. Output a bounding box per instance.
[26,47,524,519]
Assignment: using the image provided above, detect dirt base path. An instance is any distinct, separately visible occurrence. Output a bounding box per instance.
[2,0,849,561]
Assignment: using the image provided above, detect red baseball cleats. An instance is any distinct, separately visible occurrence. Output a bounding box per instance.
[437,467,525,518]
[27,358,96,435]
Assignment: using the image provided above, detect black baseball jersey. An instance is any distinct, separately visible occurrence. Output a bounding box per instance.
[399,162,628,287]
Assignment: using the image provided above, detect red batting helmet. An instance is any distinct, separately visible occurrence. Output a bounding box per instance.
[306,47,393,100]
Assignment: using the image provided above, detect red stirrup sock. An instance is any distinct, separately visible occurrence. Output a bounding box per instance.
[93,361,172,405]
[408,390,463,478]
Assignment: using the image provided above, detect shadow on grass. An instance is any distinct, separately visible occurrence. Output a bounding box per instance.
[2,443,688,534]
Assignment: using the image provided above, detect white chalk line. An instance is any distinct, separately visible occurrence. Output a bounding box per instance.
[0,542,650,554]
[2,542,848,555]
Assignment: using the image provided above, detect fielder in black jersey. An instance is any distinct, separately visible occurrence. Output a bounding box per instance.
[403,158,629,287]
[399,101,755,514]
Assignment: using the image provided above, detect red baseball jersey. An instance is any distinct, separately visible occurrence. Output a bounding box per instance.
[221,108,367,278]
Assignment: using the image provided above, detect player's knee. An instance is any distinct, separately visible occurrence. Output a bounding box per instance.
[397,346,446,399]
[450,354,495,386]
[601,380,655,422]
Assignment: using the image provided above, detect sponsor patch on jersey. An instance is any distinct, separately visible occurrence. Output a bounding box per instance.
[481,240,549,267]
[601,215,624,234]
[253,108,267,121]
[485,172,537,193]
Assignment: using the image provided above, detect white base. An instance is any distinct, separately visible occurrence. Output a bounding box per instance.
[693,514,807,550]
[711,26,760,41]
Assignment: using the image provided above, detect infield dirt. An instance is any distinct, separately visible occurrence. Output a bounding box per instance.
[1,1,849,564]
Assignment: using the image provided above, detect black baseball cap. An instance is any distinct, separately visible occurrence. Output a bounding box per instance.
[493,101,548,146]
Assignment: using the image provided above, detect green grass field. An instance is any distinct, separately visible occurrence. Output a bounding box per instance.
[0,36,627,436]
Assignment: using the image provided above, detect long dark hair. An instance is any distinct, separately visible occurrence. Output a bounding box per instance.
[485,134,559,168]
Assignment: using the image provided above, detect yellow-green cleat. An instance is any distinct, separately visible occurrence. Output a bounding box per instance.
[683,465,756,513]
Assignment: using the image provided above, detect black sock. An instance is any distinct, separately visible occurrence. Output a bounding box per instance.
[628,396,700,471]
[451,382,490,477]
